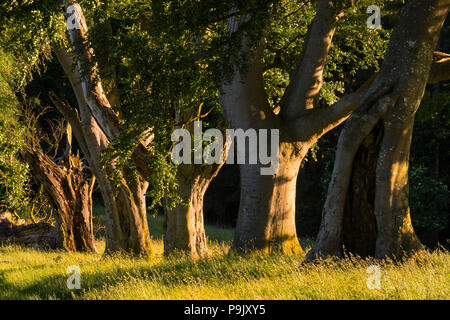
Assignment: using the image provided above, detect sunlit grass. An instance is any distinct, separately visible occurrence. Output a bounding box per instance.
[0,216,448,300]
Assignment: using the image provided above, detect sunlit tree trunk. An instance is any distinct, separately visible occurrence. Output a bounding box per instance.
[307,0,450,260]
[165,165,214,258]
[232,143,306,254]
[51,1,152,255]
[219,2,360,254]
[164,114,230,258]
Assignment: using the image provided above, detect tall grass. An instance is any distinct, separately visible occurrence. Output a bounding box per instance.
[0,216,448,300]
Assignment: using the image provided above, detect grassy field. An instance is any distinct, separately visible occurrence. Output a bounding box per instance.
[0,215,449,300]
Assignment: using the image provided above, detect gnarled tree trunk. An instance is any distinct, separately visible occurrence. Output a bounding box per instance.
[164,165,213,258]
[164,114,230,258]
[340,122,383,257]
[307,0,450,261]
[52,1,152,255]
[49,78,151,255]
[21,140,96,252]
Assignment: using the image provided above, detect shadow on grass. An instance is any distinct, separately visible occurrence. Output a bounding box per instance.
[0,248,305,300]
[93,209,235,243]
[0,211,313,299]
[150,215,236,243]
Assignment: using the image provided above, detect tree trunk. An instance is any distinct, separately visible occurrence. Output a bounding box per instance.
[164,165,209,258]
[69,105,151,255]
[21,146,96,252]
[49,89,152,255]
[373,116,424,258]
[334,116,424,259]
[100,168,151,255]
[233,142,305,254]
[52,1,153,255]
[307,0,449,261]
[164,119,229,258]
[219,2,355,255]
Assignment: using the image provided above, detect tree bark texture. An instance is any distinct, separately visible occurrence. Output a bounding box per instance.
[164,112,230,258]
[21,145,96,252]
[164,165,214,258]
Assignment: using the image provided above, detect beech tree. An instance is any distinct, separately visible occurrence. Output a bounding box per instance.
[58,1,248,258]
[81,1,237,258]
[1,1,155,255]
[218,1,380,253]
[307,0,450,260]
[165,114,230,258]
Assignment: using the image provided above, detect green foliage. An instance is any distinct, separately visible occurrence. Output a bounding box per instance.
[0,0,63,87]
[412,91,450,184]
[263,0,391,108]
[0,0,66,214]
[409,89,450,235]
[0,50,30,212]
[0,150,30,212]
[321,0,391,104]
[409,168,449,232]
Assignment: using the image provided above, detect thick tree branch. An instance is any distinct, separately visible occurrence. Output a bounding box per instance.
[48,91,90,161]
[53,44,110,156]
[288,48,450,142]
[290,90,367,141]
[57,3,156,181]
[55,44,154,176]
[219,10,274,129]
[428,51,450,83]
[280,0,343,121]
[286,74,376,141]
